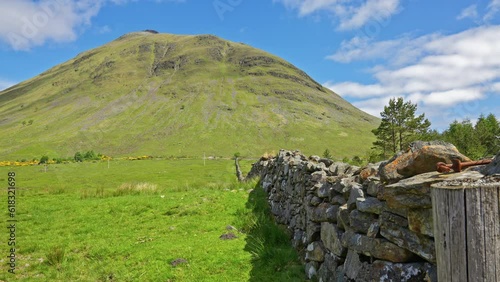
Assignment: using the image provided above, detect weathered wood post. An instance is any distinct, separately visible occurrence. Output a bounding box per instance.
[431,182,500,282]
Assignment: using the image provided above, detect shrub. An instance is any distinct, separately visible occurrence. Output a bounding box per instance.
[39,155,49,164]
[322,149,332,159]
[84,150,97,160]
[74,152,83,162]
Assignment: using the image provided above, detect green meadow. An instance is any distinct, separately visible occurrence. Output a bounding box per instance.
[0,159,303,281]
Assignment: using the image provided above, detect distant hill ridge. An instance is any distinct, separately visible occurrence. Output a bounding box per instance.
[0,31,379,159]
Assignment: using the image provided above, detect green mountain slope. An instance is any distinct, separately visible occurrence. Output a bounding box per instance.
[0,31,379,159]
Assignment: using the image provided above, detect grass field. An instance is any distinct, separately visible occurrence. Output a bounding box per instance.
[0,159,304,281]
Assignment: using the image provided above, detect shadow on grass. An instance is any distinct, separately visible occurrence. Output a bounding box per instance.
[236,182,305,282]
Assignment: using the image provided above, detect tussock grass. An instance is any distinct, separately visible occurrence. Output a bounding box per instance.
[113,182,158,196]
[45,246,66,266]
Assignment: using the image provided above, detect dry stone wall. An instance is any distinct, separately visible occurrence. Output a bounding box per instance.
[247,149,440,282]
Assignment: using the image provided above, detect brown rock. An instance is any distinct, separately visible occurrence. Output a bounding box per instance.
[379,140,471,183]
[360,163,381,180]
[305,241,325,262]
[408,208,434,237]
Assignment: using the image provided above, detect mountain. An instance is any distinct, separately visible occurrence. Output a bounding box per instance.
[0,31,379,160]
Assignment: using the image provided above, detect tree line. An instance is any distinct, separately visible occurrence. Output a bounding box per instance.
[371,97,500,161]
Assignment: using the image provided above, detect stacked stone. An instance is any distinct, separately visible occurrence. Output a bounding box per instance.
[247,149,438,282]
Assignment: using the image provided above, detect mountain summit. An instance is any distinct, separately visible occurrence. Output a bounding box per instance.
[0,31,378,159]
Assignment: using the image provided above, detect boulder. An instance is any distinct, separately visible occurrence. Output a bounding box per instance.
[317,253,339,282]
[344,250,363,280]
[321,222,346,257]
[341,229,416,262]
[366,222,380,238]
[380,211,408,227]
[310,195,323,206]
[317,182,333,198]
[346,183,364,209]
[481,152,500,175]
[356,197,387,215]
[305,241,326,262]
[349,209,378,234]
[337,204,350,230]
[305,261,319,280]
[379,140,471,183]
[353,260,437,282]
[383,170,484,209]
[408,208,434,237]
[360,163,380,180]
[307,203,339,223]
[331,194,346,205]
[366,178,384,197]
[380,220,436,263]
[329,162,351,177]
[304,220,321,244]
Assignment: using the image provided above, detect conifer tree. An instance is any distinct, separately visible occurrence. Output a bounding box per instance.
[372,97,431,158]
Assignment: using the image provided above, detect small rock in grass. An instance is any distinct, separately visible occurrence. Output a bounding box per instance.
[170,258,188,267]
[219,232,238,240]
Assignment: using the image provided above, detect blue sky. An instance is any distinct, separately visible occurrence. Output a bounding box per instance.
[0,0,499,130]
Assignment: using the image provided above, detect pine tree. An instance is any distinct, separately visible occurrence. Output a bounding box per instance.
[372,97,431,158]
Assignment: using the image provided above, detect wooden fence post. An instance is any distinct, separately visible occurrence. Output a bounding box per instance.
[431,182,500,282]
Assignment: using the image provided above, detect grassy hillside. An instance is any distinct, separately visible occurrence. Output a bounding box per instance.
[0,31,379,160]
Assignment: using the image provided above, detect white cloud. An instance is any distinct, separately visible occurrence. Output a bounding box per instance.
[0,0,102,50]
[491,82,500,92]
[485,0,500,21]
[324,81,391,98]
[327,33,438,65]
[0,79,16,91]
[457,5,478,20]
[325,26,500,122]
[0,0,182,51]
[96,25,112,34]
[351,96,395,116]
[274,0,401,30]
[338,0,399,30]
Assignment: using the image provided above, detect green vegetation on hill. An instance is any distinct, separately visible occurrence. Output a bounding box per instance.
[0,31,379,160]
